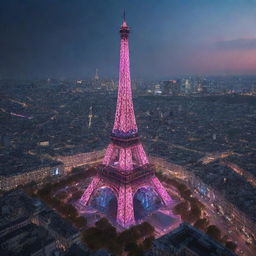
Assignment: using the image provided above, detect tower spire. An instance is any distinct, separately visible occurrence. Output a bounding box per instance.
[121,9,128,29]
[113,13,135,137]
[123,9,126,22]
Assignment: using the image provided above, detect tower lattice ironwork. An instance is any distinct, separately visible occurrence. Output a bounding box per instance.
[80,15,172,228]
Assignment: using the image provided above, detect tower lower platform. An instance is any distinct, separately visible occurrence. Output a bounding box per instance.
[79,166,173,228]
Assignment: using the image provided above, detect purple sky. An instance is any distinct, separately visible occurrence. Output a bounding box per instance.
[0,0,255,79]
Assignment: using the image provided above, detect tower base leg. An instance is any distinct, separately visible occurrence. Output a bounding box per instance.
[117,184,136,228]
[151,176,172,206]
[80,176,101,206]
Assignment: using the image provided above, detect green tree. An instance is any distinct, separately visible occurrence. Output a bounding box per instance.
[59,204,78,218]
[95,218,112,230]
[177,183,187,193]
[187,204,201,222]
[142,236,154,251]
[81,227,103,251]
[118,228,137,245]
[173,201,189,215]
[72,166,85,173]
[55,191,67,201]
[180,189,192,200]
[74,216,87,228]
[72,191,83,201]
[225,241,237,252]
[221,235,229,244]
[194,218,209,232]
[136,222,154,237]
[206,225,221,241]
[125,242,144,256]
[189,197,205,209]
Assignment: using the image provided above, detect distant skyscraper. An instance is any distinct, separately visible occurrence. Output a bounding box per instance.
[95,68,99,81]
[184,79,191,94]
[79,14,173,228]
[88,106,93,128]
[162,80,180,95]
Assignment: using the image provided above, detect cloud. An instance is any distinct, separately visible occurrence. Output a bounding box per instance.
[215,38,256,50]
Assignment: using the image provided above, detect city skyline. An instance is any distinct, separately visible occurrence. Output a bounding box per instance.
[0,0,256,79]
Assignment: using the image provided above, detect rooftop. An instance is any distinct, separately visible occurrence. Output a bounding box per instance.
[39,210,78,238]
[148,223,237,256]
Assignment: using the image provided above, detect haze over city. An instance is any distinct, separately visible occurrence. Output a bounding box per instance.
[0,0,256,79]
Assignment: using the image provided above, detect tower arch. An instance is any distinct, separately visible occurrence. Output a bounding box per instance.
[89,186,118,221]
[133,186,162,221]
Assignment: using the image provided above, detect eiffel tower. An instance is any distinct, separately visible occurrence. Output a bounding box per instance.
[80,14,173,228]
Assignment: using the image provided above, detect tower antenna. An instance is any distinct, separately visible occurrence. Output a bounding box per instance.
[123,9,126,22]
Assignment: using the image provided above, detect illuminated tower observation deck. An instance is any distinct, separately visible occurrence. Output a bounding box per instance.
[80,15,172,228]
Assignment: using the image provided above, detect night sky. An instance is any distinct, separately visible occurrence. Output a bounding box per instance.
[0,0,255,80]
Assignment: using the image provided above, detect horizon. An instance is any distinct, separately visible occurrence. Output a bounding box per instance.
[0,0,256,80]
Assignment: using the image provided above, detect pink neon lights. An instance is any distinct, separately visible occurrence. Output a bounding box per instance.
[117,184,135,227]
[79,17,173,229]
[113,24,137,134]
[135,144,149,165]
[151,176,172,205]
[122,21,128,28]
[80,177,100,206]
[103,143,149,171]
[119,148,133,171]
[102,144,114,165]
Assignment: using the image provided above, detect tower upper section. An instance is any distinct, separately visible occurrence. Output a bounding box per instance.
[112,17,138,139]
[120,20,130,38]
